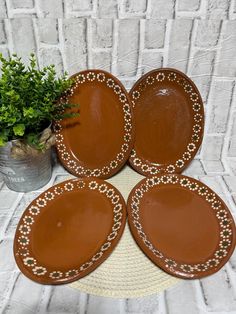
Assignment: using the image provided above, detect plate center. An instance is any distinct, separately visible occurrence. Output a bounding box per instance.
[31,190,113,268]
[135,82,193,165]
[65,83,124,168]
[140,185,219,263]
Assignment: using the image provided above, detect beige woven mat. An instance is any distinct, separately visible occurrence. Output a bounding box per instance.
[68,165,180,298]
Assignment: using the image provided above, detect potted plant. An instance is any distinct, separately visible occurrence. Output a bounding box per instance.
[0,53,77,192]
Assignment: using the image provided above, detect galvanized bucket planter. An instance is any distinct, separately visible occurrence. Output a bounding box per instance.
[0,141,52,192]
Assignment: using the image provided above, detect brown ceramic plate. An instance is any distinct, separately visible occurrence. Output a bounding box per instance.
[129,68,204,176]
[127,174,236,279]
[14,178,126,284]
[54,70,134,179]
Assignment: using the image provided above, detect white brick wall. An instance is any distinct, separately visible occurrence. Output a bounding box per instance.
[1,0,236,313]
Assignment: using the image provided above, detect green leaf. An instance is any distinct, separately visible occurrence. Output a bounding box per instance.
[13,124,25,136]
[0,131,8,146]
[0,52,79,147]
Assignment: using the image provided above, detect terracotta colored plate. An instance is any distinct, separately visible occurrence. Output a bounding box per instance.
[127,174,236,279]
[129,68,204,176]
[54,70,134,179]
[14,178,126,284]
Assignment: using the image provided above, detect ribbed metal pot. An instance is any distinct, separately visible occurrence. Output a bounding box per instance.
[0,141,52,192]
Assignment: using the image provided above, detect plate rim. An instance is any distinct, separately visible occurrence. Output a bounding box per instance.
[14,177,127,285]
[128,67,204,176]
[54,69,135,180]
[127,174,236,279]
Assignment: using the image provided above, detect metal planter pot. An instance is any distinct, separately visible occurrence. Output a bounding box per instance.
[0,141,52,192]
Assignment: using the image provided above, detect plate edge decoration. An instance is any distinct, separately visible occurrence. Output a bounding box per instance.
[14,178,127,284]
[129,68,204,176]
[127,174,236,279]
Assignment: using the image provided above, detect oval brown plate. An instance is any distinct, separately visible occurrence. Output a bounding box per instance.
[14,178,126,284]
[127,174,236,279]
[129,68,204,176]
[54,70,134,179]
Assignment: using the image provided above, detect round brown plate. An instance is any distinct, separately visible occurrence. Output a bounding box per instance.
[129,68,204,176]
[54,70,134,179]
[14,178,126,284]
[127,174,236,279]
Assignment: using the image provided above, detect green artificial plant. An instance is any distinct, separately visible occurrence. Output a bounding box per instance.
[0,53,77,149]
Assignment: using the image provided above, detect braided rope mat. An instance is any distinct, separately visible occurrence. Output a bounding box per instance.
[68,165,180,298]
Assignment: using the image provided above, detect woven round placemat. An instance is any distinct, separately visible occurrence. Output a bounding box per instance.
[68,165,180,298]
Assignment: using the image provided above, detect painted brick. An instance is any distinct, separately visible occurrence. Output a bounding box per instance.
[37,18,58,44]
[203,160,225,173]
[92,51,111,72]
[0,190,18,209]
[39,47,63,75]
[207,0,230,19]
[183,159,205,176]
[92,19,113,49]
[165,282,199,314]
[141,51,163,74]
[0,0,7,18]
[178,0,200,11]
[190,50,215,102]
[3,274,44,314]
[208,80,234,133]
[216,21,236,77]
[124,0,147,14]
[97,0,117,18]
[149,0,174,18]
[145,19,166,49]
[168,19,192,72]
[0,19,6,44]
[38,0,63,18]
[117,19,139,76]
[12,0,34,9]
[195,20,221,48]
[202,136,224,160]
[200,268,236,311]
[0,239,16,272]
[0,272,13,305]
[63,19,87,75]
[86,295,121,314]
[228,113,236,157]
[126,294,159,313]
[11,18,36,65]
[46,286,81,313]
[223,176,236,194]
[70,0,93,11]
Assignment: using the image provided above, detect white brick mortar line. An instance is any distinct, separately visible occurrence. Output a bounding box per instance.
[4,19,14,54]
[58,18,67,73]
[92,0,98,19]
[162,19,172,67]
[32,18,41,67]
[221,81,236,172]
[136,19,145,77]
[225,263,236,298]
[193,280,208,313]
[145,0,152,19]
[5,0,13,18]
[111,19,119,75]
[86,18,93,68]
[186,19,197,75]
